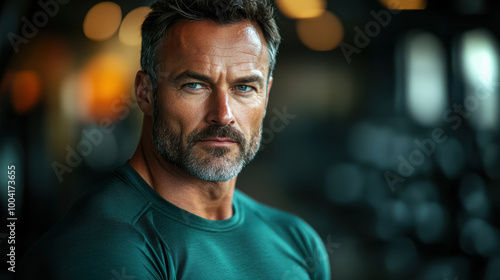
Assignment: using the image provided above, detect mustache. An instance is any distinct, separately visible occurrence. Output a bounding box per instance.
[188,125,246,146]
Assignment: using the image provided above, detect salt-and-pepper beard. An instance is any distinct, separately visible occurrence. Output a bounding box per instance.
[152,102,262,181]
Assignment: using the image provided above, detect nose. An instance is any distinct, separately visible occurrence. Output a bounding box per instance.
[206,88,235,126]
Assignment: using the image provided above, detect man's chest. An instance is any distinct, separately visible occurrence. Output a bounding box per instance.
[162,225,313,279]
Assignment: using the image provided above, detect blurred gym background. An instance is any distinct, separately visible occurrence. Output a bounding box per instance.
[1,0,500,279]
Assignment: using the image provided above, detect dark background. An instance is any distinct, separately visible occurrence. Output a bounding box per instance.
[1,0,500,279]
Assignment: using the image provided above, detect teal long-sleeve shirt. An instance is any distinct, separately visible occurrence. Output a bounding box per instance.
[16,162,330,280]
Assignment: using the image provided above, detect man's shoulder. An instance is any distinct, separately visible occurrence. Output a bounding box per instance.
[76,169,150,222]
[234,191,331,280]
[16,165,158,279]
[37,166,152,244]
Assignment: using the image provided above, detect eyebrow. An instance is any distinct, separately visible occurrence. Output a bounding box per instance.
[172,71,265,87]
[172,71,212,84]
[235,75,265,86]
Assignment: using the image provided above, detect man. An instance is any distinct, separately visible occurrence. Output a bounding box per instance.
[17,0,330,279]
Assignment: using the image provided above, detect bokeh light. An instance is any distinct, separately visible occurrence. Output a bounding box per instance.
[401,181,440,206]
[461,29,498,86]
[83,2,122,41]
[60,73,80,121]
[348,122,399,169]
[459,173,490,218]
[0,138,24,211]
[11,71,42,114]
[296,11,344,51]
[38,37,73,90]
[119,6,151,46]
[435,137,465,179]
[459,29,499,131]
[275,0,326,19]
[460,218,499,257]
[79,52,131,122]
[404,31,447,126]
[378,0,427,10]
[47,72,80,161]
[419,257,471,280]
[414,202,447,243]
[392,200,412,228]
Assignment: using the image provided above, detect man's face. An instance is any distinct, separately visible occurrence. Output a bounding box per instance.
[152,20,271,181]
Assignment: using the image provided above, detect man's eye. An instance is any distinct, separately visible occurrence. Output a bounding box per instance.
[236,85,252,92]
[185,83,203,89]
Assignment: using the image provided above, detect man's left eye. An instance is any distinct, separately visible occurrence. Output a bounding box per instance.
[236,85,252,92]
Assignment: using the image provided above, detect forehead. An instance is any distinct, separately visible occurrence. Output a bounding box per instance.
[160,19,269,75]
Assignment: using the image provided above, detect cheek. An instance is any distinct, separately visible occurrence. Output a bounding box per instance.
[241,106,266,137]
[158,96,202,138]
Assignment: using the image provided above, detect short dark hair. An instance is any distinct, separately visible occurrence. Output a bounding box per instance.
[140,0,281,96]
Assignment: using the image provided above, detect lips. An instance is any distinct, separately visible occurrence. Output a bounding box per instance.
[200,137,238,143]
[200,137,238,144]
[198,137,239,147]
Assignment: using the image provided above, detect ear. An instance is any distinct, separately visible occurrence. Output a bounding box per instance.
[263,77,273,118]
[135,70,154,116]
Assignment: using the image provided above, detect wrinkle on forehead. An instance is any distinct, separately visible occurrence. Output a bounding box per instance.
[159,20,269,75]
[180,23,262,56]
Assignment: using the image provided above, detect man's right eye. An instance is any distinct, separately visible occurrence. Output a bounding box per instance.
[184,83,203,89]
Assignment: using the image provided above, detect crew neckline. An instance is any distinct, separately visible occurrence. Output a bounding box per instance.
[114,161,243,232]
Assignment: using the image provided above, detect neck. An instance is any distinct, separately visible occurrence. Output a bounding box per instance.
[129,118,236,221]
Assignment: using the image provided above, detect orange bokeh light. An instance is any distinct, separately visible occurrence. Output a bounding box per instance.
[79,52,131,122]
[11,71,42,114]
[275,0,326,19]
[83,2,122,41]
[296,11,344,51]
[378,0,426,10]
[119,6,151,46]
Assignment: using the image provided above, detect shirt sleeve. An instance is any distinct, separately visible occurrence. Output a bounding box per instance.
[302,221,331,280]
[285,217,332,280]
[308,227,331,280]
